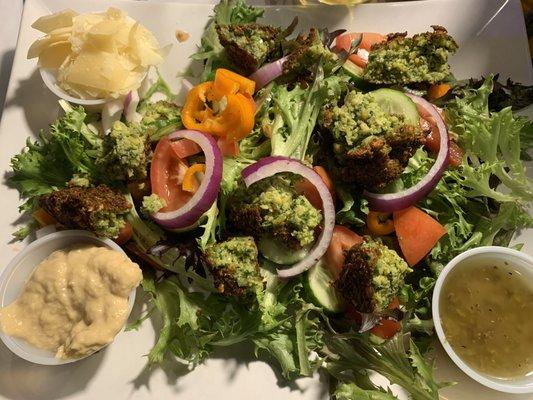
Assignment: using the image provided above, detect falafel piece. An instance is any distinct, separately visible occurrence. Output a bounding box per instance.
[139,101,181,126]
[138,100,182,139]
[282,28,337,82]
[216,24,282,74]
[335,242,377,313]
[40,184,131,238]
[204,237,263,296]
[339,125,425,189]
[227,203,304,250]
[227,176,323,249]
[320,90,425,190]
[363,26,458,85]
[334,238,412,313]
[98,121,150,182]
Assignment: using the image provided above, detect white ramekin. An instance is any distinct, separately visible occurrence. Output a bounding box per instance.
[432,246,533,394]
[40,68,108,110]
[0,230,137,365]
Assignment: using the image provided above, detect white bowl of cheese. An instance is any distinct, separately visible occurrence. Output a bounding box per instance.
[40,68,108,107]
[0,230,141,365]
[29,8,164,107]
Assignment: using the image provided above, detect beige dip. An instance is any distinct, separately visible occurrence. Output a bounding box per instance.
[0,246,142,359]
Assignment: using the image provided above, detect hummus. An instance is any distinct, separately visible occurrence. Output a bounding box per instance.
[0,245,142,359]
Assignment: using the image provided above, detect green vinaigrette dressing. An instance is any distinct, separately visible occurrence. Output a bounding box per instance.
[440,261,533,379]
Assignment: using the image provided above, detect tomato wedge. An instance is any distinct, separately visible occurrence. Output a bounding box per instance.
[295,166,335,209]
[370,319,402,340]
[393,206,447,266]
[114,222,133,245]
[346,297,401,339]
[325,225,363,279]
[424,120,464,167]
[335,32,386,68]
[151,137,194,212]
[170,139,202,159]
[217,137,240,157]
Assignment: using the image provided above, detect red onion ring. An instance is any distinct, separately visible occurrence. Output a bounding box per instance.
[152,130,223,229]
[249,57,288,92]
[363,94,449,212]
[241,156,335,278]
[124,90,141,123]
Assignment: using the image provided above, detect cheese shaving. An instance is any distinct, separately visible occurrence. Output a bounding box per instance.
[28,7,165,99]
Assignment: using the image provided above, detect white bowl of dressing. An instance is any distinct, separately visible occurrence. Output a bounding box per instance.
[0,230,137,365]
[433,246,533,394]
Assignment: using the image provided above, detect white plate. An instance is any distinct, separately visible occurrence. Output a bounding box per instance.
[0,0,531,399]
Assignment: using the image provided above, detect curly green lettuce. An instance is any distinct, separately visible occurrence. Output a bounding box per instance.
[138,264,326,379]
[446,76,533,203]
[399,148,532,272]
[10,103,104,210]
[191,0,263,81]
[327,333,449,400]
[269,67,347,160]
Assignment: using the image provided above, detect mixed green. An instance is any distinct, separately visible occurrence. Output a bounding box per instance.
[8,1,533,399]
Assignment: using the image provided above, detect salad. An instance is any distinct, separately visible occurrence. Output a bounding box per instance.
[8,0,533,398]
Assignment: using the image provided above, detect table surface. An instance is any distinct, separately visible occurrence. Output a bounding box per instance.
[0,0,23,121]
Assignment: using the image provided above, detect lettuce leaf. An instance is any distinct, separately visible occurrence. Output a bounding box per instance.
[10,105,104,207]
[326,334,448,400]
[399,148,532,272]
[335,186,369,226]
[446,76,533,203]
[447,75,533,112]
[141,263,325,379]
[334,382,398,400]
[191,0,263,81]
[269,68,347,160]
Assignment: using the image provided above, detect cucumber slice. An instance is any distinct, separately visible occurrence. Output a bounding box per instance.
[258,238,310,266]
[305,259,345,313]
[341,60,373,90]
[341,60,364,81]
[371,88,420,126]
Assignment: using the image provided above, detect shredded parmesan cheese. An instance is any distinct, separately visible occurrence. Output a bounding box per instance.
[28,8,165,99]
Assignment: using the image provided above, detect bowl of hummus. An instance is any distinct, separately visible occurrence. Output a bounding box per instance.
[0,230,142,365]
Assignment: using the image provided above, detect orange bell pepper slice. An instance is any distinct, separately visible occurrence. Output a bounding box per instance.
[427,83,451,101]
[182,163,205,193]
[223,93,255,140]
[210,68,256,100]
[181,69,256,140]
[182,82,225,136]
